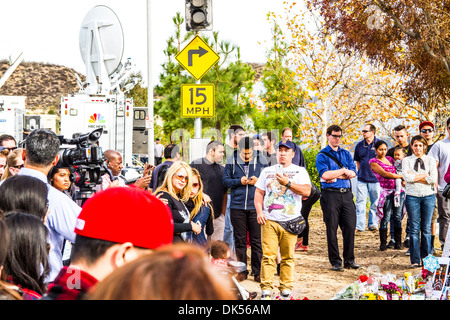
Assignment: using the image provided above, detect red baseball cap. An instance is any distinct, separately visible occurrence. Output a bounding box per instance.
[419,121,434,130]
[75,186,173,249]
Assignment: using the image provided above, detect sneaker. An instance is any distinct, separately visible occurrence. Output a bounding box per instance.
[280,290,291,300]
[295,244,309,252]
[261,290,272,300]
[387,239,395,249]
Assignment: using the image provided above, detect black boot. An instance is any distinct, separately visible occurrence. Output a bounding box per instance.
[394,228,403,250]
[379,229,388,251]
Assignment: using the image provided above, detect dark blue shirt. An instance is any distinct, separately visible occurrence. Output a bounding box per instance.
[353,137,378,183]
[316,145,357,189]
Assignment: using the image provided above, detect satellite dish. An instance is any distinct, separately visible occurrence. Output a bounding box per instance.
[79,5,124,93]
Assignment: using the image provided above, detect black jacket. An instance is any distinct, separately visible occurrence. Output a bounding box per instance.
[223,150,268,211]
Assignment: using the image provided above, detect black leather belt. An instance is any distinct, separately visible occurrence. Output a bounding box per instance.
[322,187,351,193]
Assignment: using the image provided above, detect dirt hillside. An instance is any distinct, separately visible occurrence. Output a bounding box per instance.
[0,60,84,113]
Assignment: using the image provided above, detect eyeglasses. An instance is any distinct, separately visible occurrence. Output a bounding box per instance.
[330,134,342,139]
[174,174,188,183]
[192,183,199,188]
[421,129,433,133]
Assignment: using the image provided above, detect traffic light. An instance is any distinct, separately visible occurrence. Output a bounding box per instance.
[185,0,212,31]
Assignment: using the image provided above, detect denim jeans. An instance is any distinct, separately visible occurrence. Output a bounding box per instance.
[380,192,404,230]
[405,194,436,265]
[223,194,235,255]
[356,181,380,230]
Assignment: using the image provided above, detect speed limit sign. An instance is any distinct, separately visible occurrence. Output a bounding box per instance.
[181,83,215,118]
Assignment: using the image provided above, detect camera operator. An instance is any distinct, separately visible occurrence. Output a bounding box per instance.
[17,128,81,283]
[101,149,152,191]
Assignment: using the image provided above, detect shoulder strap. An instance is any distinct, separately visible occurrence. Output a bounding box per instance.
[320,151,344,168]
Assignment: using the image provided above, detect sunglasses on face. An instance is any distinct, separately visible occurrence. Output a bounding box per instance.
[421,129,433,133]
[362,130,370,133]
[174,174,188,183]
[5,147,17,151]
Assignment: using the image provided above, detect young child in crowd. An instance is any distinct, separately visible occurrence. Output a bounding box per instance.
[393,147,406,207]
[210,240,231,268]
[209,240,257,300]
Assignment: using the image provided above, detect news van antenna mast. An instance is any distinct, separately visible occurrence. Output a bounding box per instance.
[79,5,124,95]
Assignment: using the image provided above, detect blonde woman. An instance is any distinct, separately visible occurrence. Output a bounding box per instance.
[155,161,201,243]
[185,168,214,247]
[1,148,23,181]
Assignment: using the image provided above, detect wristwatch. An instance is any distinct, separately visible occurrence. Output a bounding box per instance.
[285,181,291,189]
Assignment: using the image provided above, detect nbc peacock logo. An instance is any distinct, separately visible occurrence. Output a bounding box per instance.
[89,113,105,124]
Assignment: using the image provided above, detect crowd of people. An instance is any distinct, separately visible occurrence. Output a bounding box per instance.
[0,117,449,301]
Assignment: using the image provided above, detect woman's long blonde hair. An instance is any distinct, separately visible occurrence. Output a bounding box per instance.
[190,168,214,220]
[154,161,192,202]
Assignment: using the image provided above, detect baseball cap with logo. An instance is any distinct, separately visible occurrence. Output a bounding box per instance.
[75,186,173,249]
[278,139,295,150]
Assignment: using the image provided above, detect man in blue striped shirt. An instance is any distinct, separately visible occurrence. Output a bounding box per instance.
[315,125,361,272]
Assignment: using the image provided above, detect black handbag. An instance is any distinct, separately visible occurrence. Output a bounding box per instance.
[442,183,450,199]
[277,215,306,235]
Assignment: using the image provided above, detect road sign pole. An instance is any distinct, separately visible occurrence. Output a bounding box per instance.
[146,0,155,165]
[194,31,202,139]
[194,78,202,139]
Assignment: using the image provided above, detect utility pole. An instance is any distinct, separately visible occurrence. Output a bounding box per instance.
[146,0,155,165]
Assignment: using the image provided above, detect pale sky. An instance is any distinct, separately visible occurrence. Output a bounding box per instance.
[0,0,289,86]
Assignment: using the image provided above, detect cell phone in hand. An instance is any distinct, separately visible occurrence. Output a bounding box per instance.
[275,164,284,174]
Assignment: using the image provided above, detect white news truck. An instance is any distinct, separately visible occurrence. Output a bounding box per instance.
[60,93,134,166]
[0,95,26,142]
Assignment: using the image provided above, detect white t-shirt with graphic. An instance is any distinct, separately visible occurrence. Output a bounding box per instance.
[255,164,311,222]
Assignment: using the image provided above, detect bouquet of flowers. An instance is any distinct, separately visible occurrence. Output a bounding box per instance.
[361,292,384,300]
[380,282,403,300]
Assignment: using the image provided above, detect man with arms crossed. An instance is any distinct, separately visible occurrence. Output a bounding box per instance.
[316,125,361,272]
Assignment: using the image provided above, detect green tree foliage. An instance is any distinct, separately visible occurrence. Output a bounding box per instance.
[154,13,256,138]
[302,147,320,189]
[251,19,304,139]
